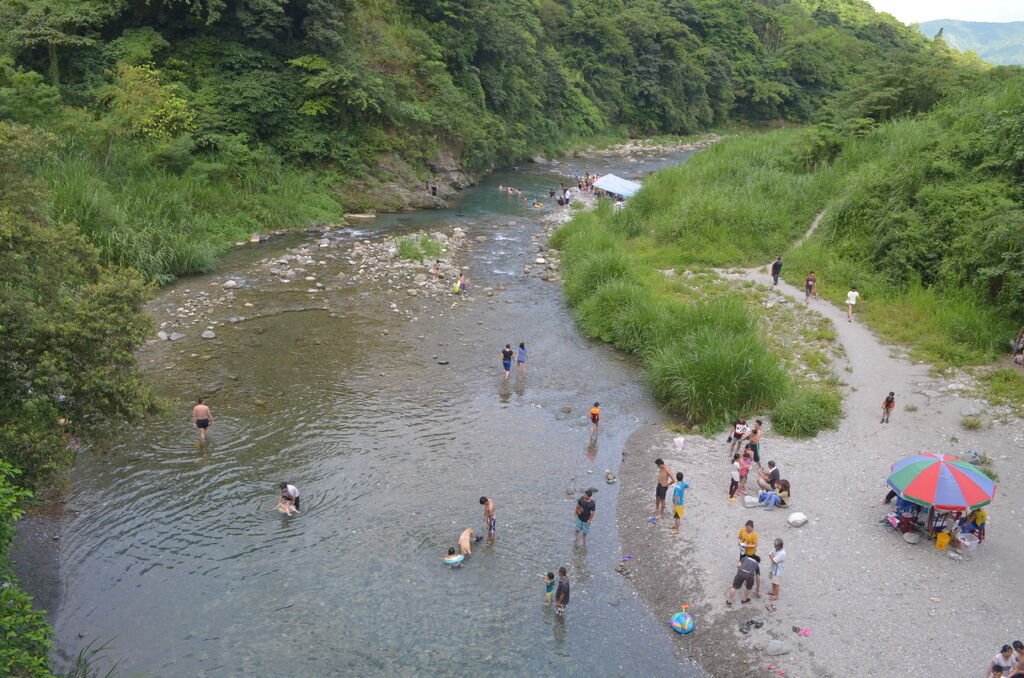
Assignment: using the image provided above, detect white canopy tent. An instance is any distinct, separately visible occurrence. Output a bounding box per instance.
[593,173,642,198]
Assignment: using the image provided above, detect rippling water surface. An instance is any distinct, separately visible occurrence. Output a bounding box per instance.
[51,153,703,676]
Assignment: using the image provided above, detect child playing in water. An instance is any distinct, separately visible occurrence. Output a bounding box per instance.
[589,402,601,437]
[274,487,300,516]
[544,572,556,604]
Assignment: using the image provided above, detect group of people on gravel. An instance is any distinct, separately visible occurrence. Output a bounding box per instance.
[987,640,1024,677]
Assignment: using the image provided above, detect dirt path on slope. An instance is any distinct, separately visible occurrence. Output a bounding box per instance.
[616,251,1024,677]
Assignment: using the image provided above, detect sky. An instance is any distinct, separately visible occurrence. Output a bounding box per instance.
[866,0,1024,24]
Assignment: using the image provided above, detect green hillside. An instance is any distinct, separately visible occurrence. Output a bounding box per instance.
[554,66,1024,435]
[919,19,1024,66]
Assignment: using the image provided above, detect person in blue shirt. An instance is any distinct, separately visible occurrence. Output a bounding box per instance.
[516,342,527,375]
[671,472,689,533]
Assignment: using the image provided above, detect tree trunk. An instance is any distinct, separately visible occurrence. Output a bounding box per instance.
[47,44,60,86]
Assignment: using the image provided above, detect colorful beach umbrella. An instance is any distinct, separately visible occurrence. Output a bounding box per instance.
[886,452,996,511]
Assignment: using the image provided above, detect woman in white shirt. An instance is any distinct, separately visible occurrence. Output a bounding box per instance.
[846,286,860,323]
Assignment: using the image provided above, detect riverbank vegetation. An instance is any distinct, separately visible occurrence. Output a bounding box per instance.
[0,0,1005,671]
[555,51,1024,429]
[552,203,841,434]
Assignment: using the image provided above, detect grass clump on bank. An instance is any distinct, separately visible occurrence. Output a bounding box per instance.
[396,235,446,263]
[771,388,843,438]
[552,202,826,433]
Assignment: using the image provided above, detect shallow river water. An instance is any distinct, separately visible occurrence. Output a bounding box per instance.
[46,152,703,676]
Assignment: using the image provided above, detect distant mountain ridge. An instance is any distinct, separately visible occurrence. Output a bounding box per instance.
[918,19,1024,65]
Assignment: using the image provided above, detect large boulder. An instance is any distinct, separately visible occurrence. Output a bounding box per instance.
[787,512,808,527]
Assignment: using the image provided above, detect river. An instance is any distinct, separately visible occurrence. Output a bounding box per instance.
[37,149,703,676]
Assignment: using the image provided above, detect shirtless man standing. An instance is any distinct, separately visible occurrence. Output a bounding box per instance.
[192,398,213,445]
[653,458,675,521]
[479,496,496,544]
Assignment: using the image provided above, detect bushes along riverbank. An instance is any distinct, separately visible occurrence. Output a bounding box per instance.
[551,203,841,435]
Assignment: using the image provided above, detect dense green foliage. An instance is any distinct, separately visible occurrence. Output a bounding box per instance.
[552,203,796,430]
[592,62,1024,368]
[0,0,949,280]
[0,121,155,490]
[919,20,1024,66]
[0,463,52,678]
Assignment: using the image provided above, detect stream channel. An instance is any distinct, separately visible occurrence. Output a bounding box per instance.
[37,150,703,676]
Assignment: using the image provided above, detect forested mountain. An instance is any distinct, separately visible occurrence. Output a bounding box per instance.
[0,0,959,280]
[919,19,1024,66]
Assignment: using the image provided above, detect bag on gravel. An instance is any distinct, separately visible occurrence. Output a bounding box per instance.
[743,496,759,508]
[787,512,808,527]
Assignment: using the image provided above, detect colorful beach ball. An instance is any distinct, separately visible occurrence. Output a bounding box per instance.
[670,607,694,634]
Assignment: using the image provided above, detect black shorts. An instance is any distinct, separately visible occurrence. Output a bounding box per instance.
[655,484,668,500]
[196,418,209,429]
[293,496,300,510]
[732,572,755,590]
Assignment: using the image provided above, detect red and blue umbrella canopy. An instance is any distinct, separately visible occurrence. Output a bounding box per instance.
[887,453,996,511]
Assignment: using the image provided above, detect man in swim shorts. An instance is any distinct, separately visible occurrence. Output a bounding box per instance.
[501,344,514,380]
[479,496,496,544]
[192,398,213,445]
[555,566,570,617]
[653,458,675,521]
[589,402,600,438]
[574,490,596,546]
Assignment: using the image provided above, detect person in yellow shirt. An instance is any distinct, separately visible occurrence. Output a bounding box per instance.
[738,520,759,558]
[959,508,987,542]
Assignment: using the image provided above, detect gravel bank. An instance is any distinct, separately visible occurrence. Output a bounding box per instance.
[616,271,1024,677]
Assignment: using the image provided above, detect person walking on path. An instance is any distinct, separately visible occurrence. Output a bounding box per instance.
[516,342,527,375]
[555,567,570,616]
[767,538,786,609]
[728,453,741,502]
[770,256,783,286]
[804,271,817,302]
[589,402,601,439]
[725,554,761,606]
[738,520,759,560]
[574,490,596,546]
[846,285,860,322]
[192,398,213,445]
[653,458,675,521]
[500,344,514,380]
[881,391,895,424]
[479,496,496,544]
[670,472,689,534]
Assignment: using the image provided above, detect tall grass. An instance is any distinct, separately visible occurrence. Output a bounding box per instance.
[557,204,798,429]
[771,387,843,438]
[622,129,839,268]
[396,235,445,262]
[45,148,344,283]
[647,328,792,428]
